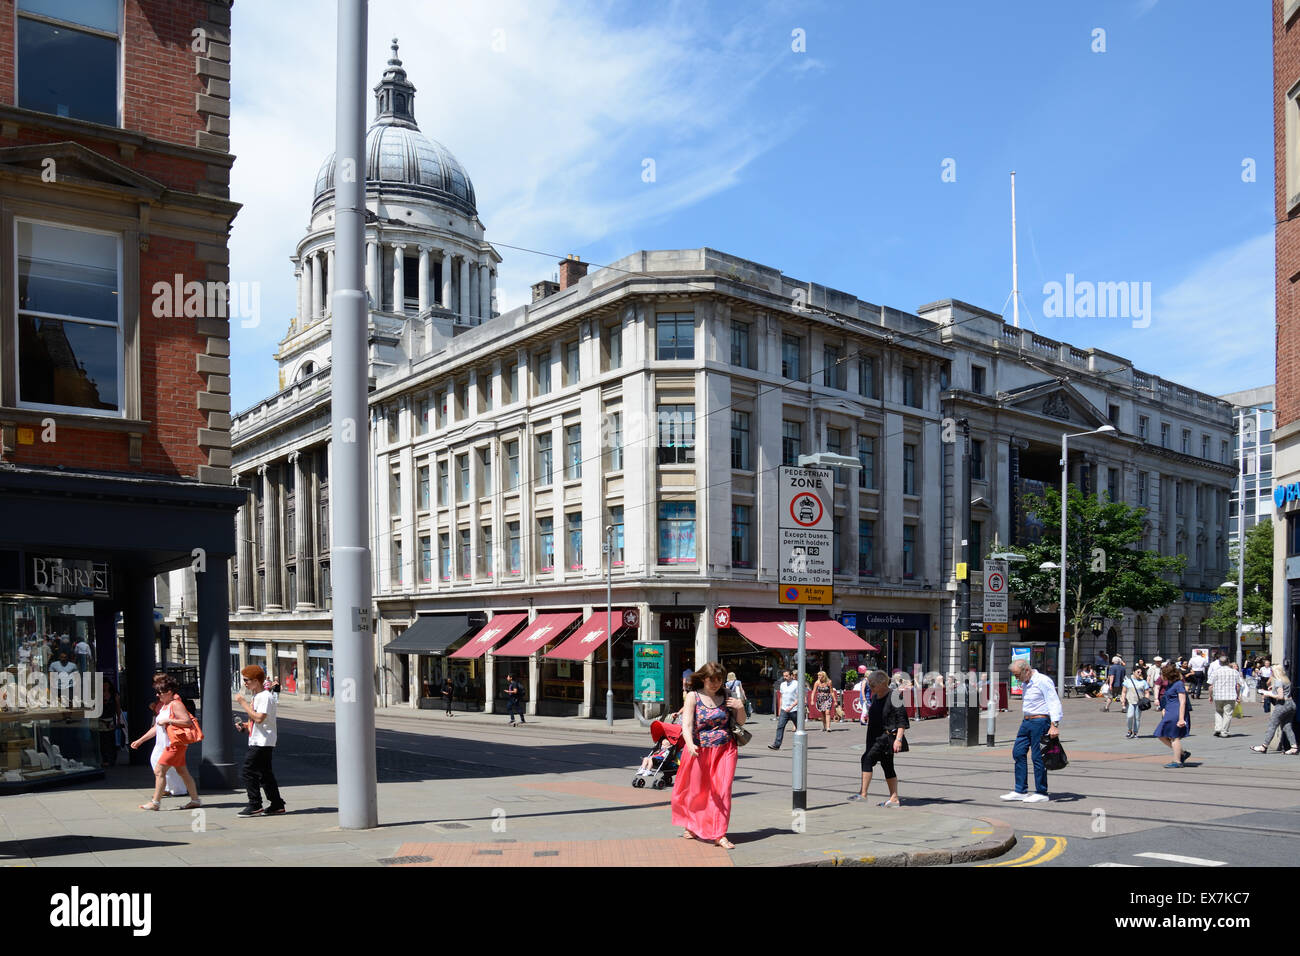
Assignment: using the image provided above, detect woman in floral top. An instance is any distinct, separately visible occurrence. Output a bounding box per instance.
[671,661,746,849]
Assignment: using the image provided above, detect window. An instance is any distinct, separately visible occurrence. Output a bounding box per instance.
[1181,429,1190,454]
[1221,440,1229,464]
[858,436,875,489]
[658,501,696,564]
[656,313,695,360]
[505,363,518,405]
[508,521,522,574]
[858,519,875,576]
[17,221,122,412]
[419,535,432,584]
[17,0,121,126]
[565,424,582,480]
[392,538,403,587]
[538,517,555,572]
[536,433,553,485]
[455,382,468,420]
[782,421,802,466]
[1108,403,1120,425]
[1139,415,1149,441]
[418,464,430,511]
[536,351,552,395]
[479,447,492,496]
[1160,423,1170,448]
[657,404,696,465]
[609,505,625,566]
[970,365,986,395]
[902,525,915,579]
[436,389,447,429]
[1107,467,1118,503]
[480,526,494,577]
[416,395,431,435]
[439,533,450,580]
[386,406,400,443]
[459,529,471,579]
[859,356,877,399]
[731,504,752,568]
[604,322,623,370]
[823,345,843,389]
[903,443,916,495]
[970,439,984,481]
[781,334,802,379]
[390,471,402,517]
[827,428,845,483]
[479,368,494,412]
[1201,434,1210,459]
[567,512,583,570]
[1138,471,1148,506]
[1175,481,1184,515]
[564,341,580,385]
[506,440,520,490]
[902,367,919,408]
[607,411,624,471]
[457,454,469,500]
[728,411,751,470]
[833,518,843,574]
[730,322,751,368]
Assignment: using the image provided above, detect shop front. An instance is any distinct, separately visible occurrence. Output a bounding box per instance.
[451,612,528,712]
[848,611,932,678]
[383,612,485,707]
[544,609,638,719]
[306,644,333,698]
[275,646,298,694]
[655,610,698,712]
[490,612,581,716]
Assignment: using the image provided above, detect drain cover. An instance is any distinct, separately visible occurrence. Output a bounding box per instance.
[435,822,470,830]
[378,855,432,866]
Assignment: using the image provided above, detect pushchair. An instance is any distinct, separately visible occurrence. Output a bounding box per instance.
[632,720,682,790]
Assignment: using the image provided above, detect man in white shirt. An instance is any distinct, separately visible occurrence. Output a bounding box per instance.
[48,653,79,706]
[234,664,285,816]
[1001,659,1062,803]
[768,670,801,751]
[1209,655,1243,737]
[1188,650,1208,699]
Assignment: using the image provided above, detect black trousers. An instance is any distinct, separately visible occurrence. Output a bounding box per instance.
[243,745,282,808]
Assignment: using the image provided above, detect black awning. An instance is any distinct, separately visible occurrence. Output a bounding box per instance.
[384,614,475,655]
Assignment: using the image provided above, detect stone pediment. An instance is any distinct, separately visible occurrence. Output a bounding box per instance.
[1000,380,1110,428]
[0,142,164,201]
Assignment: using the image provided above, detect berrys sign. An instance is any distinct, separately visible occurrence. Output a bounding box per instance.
[30,557,111,598]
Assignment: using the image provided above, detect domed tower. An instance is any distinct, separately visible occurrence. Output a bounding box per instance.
[276,40,501,388]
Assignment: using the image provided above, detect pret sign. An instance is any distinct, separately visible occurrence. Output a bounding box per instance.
[714,607,731,629]
[622,608,640,629]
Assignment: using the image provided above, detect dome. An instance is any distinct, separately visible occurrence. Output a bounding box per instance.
[312,40,477,217]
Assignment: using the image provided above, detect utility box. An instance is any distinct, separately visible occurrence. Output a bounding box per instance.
[948,682,981,746]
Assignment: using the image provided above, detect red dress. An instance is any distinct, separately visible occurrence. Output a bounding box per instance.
[670,694,738,841]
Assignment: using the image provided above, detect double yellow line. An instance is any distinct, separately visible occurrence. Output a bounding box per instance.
[978,835,1066,867]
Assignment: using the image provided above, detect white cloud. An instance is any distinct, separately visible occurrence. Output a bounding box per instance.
[226,0,795,410]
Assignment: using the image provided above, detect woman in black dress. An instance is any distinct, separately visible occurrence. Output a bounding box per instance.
[848,669,909,806]
[441,677,455,716]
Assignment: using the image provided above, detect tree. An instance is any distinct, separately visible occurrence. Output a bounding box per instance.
[1004,486,1185,672]
[1204,520,1273,641]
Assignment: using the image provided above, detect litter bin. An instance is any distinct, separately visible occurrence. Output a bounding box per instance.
[948,682,980,746]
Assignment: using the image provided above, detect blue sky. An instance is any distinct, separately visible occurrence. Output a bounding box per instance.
[227,0,1273,412]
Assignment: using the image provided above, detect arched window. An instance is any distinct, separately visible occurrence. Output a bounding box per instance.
[296,361,316,382]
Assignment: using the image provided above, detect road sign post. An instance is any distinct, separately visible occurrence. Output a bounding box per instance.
[982,559,1009,746]
[778,466,833,811]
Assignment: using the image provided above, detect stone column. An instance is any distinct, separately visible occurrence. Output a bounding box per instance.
[295,267,306,325]
[310,252,323,319]
[440,250,452,309]
[459,256,470,323]
[366,240,379,307]
[261,464,283,610]
[489,269,497,318]
[291,452,312,609]
[238,484,256,611]
[479,263,490,321]
[197,559,235,788]
[326,247,335,314]
[393,244,406,314]
[418,246,430,314]
[125,566,157,767]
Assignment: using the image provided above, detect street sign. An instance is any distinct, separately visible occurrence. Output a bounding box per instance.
[779,466,834,600]
[633,641,666,703]
[622,608,640,628]
[840,612,857,630]
[779,584,832,605]
[983,559,1008,631]
[713,607,731,629]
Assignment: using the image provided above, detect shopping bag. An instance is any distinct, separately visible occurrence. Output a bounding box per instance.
[1233,700,1244,719]
[1040,735,1068,771]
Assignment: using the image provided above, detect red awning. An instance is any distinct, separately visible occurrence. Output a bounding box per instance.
[450,612,528,660]
[728,608,878,652]
[544,610,633,661]
[491,612,581,657]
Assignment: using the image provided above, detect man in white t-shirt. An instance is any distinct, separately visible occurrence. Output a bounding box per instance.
[234,664,285,816]
[1189,650,1208,700]
[768,670,801,751]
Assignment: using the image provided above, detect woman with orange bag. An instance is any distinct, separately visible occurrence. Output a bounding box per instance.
[138,673,201,810]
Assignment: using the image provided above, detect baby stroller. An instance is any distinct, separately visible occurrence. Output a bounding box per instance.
[632,720,683,790]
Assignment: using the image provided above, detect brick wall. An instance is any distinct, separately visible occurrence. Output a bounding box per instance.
[1277,0,1300,428]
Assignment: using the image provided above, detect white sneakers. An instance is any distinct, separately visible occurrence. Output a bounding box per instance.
[999,791,1050,803]
[999,792,1025,801]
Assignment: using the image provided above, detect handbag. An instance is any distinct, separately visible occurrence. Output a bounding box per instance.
[725,695,752,747]
[1128,679,1152,711]
[166,703,204,746]
[1040,735,1068,771]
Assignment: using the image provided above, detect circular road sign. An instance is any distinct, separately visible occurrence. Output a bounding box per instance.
[789,492,824,528]
[622,608,640,628]
[785,587,799,601]
[987,571,1006,593]
[714,607,731,629]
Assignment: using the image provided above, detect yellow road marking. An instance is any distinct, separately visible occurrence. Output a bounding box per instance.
[971,827,993,835]
[978,835,1067,867]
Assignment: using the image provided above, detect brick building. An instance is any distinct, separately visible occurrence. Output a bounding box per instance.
[1274,0,1300,670]
[0,0,242,789]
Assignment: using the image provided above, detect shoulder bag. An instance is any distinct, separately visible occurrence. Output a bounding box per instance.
[166,702,204,746]
[1127,678,1151,711]
[724,694,752,747]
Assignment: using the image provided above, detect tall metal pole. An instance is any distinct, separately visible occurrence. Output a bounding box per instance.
[793,605,807,810]
[605,525,614,726]
[1057,433,1068,699]
[1235,410,1246,669]
[1010,171,1020,329]
[332,0,378,829]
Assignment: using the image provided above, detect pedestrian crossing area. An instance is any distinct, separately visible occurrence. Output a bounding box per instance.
[1092,852,1228,867]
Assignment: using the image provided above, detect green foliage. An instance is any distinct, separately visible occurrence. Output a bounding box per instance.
[1204,520,1273,636]
[1004,487,1185,666]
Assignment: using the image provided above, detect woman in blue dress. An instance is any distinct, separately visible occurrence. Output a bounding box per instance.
[1153,663,1191,768]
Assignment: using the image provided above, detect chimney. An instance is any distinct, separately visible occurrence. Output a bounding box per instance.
[557,254,588,290]
[531,279,559,303]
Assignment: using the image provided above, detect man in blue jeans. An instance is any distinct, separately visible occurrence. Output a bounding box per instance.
[1001,659,1062,804]
[768,670,800,750]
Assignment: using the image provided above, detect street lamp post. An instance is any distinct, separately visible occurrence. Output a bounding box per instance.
[1055,426,1116,698]
[1235,409,1247,669]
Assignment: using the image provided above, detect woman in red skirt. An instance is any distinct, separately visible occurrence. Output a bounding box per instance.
[672,661,745,849]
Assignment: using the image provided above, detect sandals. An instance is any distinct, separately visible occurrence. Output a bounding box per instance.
[180,799,201,810]
[1287,748,1299,756]
[715,838,736,849]
[1251,745,1268,753]
[879,800,901,808]
[139,799,160,811]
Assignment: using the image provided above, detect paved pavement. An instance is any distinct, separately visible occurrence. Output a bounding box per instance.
[2,689,1296,867]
